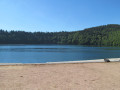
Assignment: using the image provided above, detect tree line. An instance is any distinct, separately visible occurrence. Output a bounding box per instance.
[0,24,120,46]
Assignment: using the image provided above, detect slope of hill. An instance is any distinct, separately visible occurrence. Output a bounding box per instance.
[0,24,120,46]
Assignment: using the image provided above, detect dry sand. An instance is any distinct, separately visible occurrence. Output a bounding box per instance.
[0,62,120,90]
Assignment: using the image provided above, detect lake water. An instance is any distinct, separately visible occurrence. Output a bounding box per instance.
[0,45,120,63]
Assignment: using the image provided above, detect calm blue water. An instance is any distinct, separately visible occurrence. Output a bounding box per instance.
[0,45,120,63]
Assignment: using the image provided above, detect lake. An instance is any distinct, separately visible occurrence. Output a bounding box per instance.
[0,44,120,63]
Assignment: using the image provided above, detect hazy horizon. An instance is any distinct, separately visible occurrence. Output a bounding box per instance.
[0,0,120,32]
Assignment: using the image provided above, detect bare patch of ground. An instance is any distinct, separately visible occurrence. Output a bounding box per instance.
[0,62,120,90]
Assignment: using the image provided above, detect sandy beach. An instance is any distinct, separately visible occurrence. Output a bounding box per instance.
[0,62,120,90]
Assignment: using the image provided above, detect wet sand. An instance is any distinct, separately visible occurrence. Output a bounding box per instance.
[0,62,120,90]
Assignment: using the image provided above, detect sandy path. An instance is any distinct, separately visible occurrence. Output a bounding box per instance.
[0,62,120,90]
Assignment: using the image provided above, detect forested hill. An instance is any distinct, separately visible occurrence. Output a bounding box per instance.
[0,24,120,46]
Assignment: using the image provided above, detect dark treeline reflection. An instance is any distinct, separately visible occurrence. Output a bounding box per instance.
[0,24,120,46]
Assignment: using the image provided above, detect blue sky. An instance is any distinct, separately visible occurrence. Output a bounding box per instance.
[0,0,120,32]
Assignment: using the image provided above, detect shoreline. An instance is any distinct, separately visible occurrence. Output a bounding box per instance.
[47,58,120,64]
[0,58,120,65]
[0,60,120,90]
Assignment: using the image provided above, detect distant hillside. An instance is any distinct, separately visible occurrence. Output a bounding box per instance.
[0,24,120,46]
[72,24,120,46]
